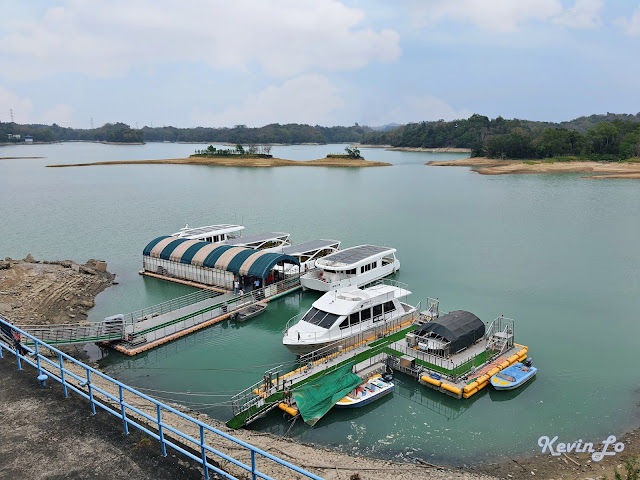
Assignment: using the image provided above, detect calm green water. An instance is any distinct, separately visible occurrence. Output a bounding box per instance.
[1,142,639,466]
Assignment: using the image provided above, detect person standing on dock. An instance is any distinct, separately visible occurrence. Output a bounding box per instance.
[234,278,239,295]
[254,278,260,291]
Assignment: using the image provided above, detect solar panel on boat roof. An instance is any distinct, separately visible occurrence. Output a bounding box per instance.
[226,232,288,245]
[180,225,241,236]
[321,245,390,264]
[281,240,339,255]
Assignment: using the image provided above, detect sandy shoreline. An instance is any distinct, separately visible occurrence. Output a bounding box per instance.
[46,156,392,168]
[428,157,640,179]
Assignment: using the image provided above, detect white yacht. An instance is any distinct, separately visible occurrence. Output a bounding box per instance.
[275,239,341,276]
[173,224,244,243]
[282,282,415,355]
[299,245,400,292]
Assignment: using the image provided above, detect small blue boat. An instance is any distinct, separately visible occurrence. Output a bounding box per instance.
[490,361,537,390]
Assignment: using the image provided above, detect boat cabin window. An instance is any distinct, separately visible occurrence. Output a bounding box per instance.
[302,307,341,329]
[339,318,350,329]
[206,237,212,242]
[383,301,395,313]
[361,308,371,322]
[360,262,378,274]
[349,312,360,326]
[372,304,383,321]
[345,268,356,275]
[324,268,337,274]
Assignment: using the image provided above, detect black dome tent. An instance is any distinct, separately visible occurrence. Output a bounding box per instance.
[415,310,485,355]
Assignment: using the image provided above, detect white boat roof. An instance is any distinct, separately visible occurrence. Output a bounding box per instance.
[313,283,411,316]
[316,245,395,268]
[226,232,289,246]
[173,224,244,238]
[281,240,340,256]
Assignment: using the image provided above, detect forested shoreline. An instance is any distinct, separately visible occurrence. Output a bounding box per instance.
[2,113,640,161]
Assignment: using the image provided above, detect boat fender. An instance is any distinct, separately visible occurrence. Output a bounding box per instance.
[464,381,479,393]
[476,381,488,391]
[487,367,500,377]
[477,374,490,384]
[285,406,298,417]
[500,361,510,369]
[440,383,462,396]
[507,354,519,364]
[420,375,441,387]
[463,387,478,398]
[517,353,527,362]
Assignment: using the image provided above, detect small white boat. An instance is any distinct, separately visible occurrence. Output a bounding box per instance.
[232,302,267,322]
[274,240,341,276]
[283,281,415,355]
[300,245,400,292]
[335,374,394,408]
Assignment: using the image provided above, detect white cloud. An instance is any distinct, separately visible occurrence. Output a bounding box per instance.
[0,0,401,81]
[0,85,73,125]
[190,74,344,127]
[362,94,472,126]
[553,0,603,29]
[390,95,473,123]
[616,4,640,36]
[409,0,602,33]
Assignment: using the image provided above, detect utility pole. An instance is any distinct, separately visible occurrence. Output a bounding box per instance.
[9,109,14,122]
[90,117,94,129]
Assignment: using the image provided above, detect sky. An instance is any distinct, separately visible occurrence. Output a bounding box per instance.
[0,0,639,129]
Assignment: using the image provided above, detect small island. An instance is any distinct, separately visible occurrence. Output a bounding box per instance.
[48,146,391,168]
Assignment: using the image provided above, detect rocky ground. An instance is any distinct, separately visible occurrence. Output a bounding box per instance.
[0,255,115,325]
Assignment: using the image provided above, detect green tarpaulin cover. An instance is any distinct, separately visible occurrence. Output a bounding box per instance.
[292,364,363,426]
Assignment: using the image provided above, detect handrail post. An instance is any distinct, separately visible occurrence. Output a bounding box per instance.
[15,344,22,370]
[157,404,167,457]
[35,341,42,376]
[251,450,257,480]
[59,353,68,398]
[119,386,129,434]
[200,425,209,480]
[87,369,96,415]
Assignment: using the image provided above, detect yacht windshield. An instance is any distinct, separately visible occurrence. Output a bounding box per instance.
[302,308,341,329]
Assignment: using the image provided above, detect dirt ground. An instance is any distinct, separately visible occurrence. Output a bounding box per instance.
[427,157,640,179]
[45,156,391,168]
[0,256,115,326]
[0,356,213,480]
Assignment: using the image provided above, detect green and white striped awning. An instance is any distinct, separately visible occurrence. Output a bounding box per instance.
[143,236,299,278]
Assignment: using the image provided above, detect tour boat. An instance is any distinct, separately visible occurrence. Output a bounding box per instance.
[490,361,537,390]
[335,374,394,408]
[173,224,244,243]
[282,281,415,355]
[299,245,400,292]
[274,240,341,276]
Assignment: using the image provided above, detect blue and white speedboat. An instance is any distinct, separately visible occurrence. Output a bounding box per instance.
[490,361,537,390]
[335,375,394,408]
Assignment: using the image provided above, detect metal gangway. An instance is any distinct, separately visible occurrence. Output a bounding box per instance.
[12,315,127,346]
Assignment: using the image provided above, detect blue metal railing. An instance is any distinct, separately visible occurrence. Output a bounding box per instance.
[0,316,323,480]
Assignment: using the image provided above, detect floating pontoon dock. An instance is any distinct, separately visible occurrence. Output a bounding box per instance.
[227,305,528,429]
[17,275,305,356]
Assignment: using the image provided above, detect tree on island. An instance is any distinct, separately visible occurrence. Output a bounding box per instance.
[344,146,363,159]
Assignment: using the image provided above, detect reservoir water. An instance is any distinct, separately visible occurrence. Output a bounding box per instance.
[1,142,639,466]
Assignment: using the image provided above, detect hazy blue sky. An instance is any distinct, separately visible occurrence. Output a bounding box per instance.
[1,0,639,128]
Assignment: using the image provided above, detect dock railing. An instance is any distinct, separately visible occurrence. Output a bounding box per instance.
[0,315,322,480]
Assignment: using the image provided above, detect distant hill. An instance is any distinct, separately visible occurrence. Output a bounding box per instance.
[370,123,402,132]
